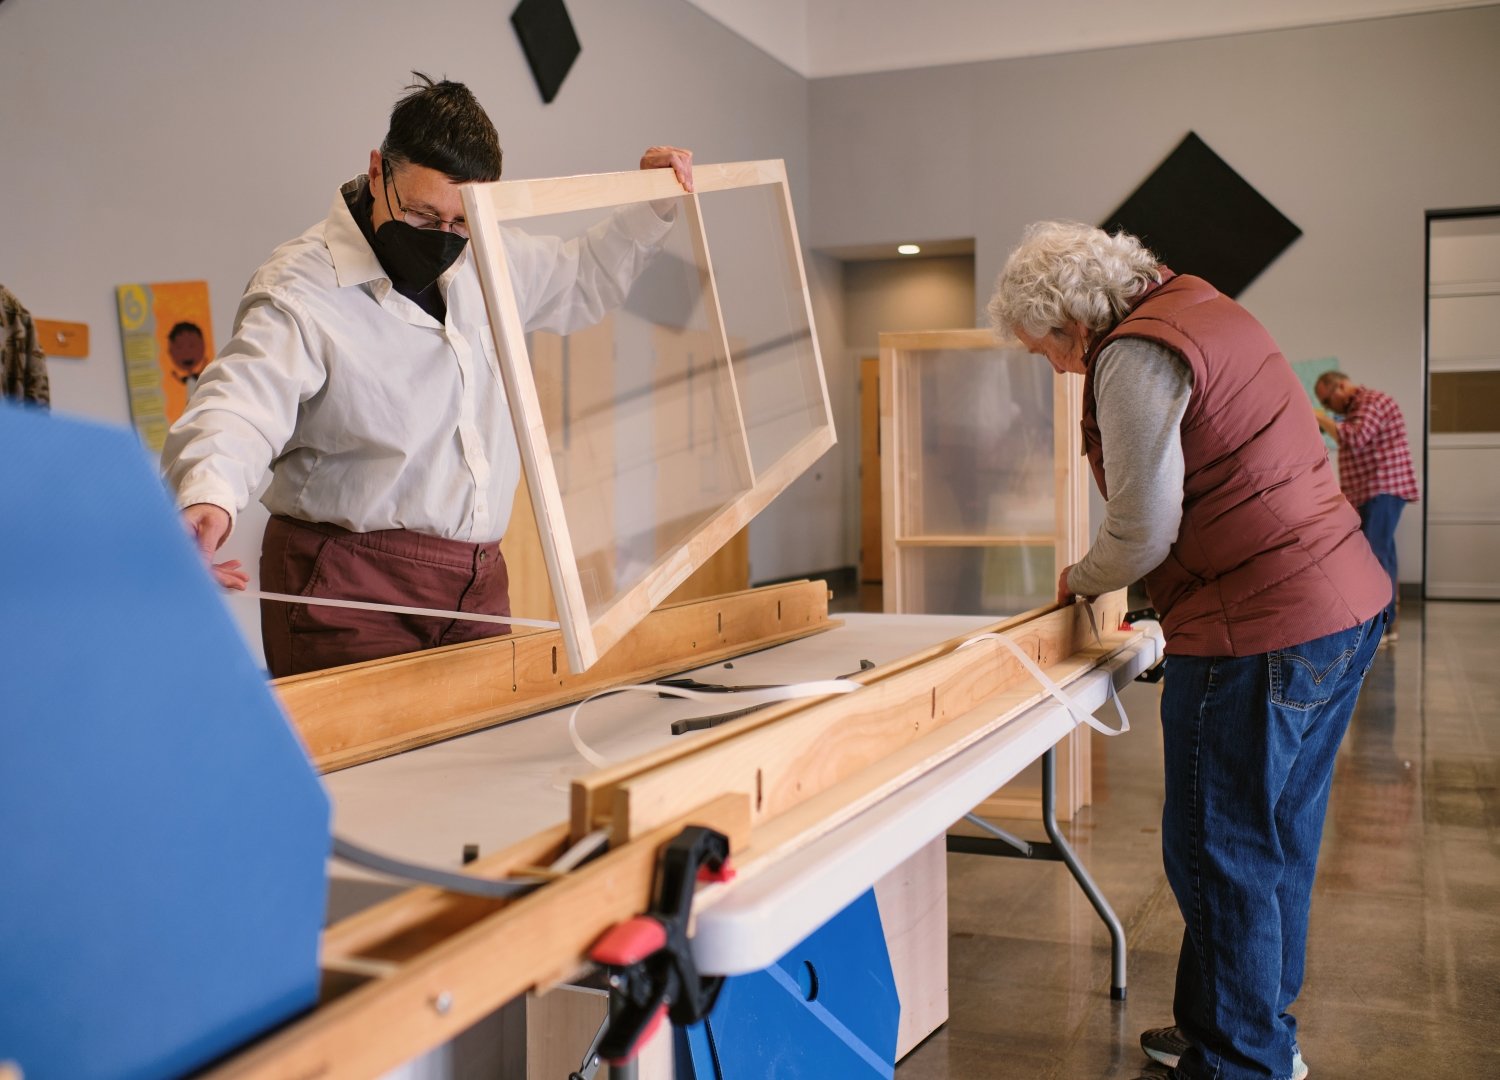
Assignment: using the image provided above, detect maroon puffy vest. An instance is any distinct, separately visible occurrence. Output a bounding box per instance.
[1081,271,1389,656]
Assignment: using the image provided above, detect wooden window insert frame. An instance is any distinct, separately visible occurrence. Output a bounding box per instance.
[879,329,1087,607]
[462,160,834,671]
[879,329,1092,817]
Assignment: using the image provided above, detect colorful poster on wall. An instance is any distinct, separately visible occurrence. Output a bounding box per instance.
[116,280,215,453]
[1291,356,1340,451]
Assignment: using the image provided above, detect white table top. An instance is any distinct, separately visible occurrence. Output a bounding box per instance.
[322,611,1162,973]
[325,613,997,873]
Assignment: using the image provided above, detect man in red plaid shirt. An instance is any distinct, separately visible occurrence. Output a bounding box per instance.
[1315,371,1419,640]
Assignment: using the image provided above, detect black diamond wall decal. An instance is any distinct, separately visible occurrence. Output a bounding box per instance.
[512,0,582,105]
[1100,132,1301,298]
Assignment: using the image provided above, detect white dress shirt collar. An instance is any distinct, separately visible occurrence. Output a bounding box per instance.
[327,177,474,313]
[328,178,387,291]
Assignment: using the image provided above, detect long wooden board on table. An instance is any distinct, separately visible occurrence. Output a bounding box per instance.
[577,593,1125,843]
[273,580,835,773]
[568,598,1053,835]
[206,795,752,1080]
[730,628,1133,880]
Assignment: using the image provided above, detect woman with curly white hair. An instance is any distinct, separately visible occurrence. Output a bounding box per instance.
[990,222,1390,1080]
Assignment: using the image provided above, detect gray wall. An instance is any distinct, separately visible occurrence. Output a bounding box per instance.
[810,5,1500,585]
[0,0,835,656]
[843,255,977,351]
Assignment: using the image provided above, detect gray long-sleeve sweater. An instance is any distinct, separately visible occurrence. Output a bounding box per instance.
[1065,337,1194,598]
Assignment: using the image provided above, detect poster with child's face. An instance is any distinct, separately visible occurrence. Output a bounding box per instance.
[116,280,216,453]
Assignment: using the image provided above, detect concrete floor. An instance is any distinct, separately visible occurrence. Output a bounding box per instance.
[889,600,1500,1079]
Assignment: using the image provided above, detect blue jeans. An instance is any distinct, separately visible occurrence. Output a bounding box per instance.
[1356,494,1404,624]
[1161,614,1384,1079]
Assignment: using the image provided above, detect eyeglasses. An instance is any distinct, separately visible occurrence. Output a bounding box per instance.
[383,161,469,238]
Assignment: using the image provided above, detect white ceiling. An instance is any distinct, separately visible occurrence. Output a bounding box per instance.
[683,0,1496,77]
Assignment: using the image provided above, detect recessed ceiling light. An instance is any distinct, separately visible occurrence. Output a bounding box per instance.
[897,244,921,255]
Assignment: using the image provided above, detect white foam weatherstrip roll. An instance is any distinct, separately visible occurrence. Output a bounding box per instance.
[567,680,860,768]
[250,589,560,630]
[335,822,612,896]
[956,602,1130,737]
[548,828,611,873]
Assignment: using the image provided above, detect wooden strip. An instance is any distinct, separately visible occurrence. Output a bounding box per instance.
[893,534,1056,547]
[321,824,571,967]
[464,182,597,671]
[568,599,1062,836]
[468,160,786,221]
[769,167,836,432]
[898,338,926,578]
[608,594,1125,842]
[321,955,401,980]
[1053,369,1088,568]
[879,329,1016,351]
[582,425,834,664]
[681,190,755,484]
[735,423,836,499]
[276,581,834,773]
[208,795,751,1080]
[692,159,788,193]
[33,319,89,357]
[1050,367,1092,816]
[734,630,1134,875]
[879,341,902,609]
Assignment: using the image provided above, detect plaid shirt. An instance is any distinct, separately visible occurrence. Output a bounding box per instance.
[1334,386,1419,507]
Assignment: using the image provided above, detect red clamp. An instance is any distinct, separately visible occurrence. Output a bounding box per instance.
[590,917,667,968]
[586,825,732,1066]
[697,858,736,885]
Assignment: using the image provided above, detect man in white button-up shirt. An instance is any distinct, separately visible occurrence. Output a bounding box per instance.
[161,74,693,676]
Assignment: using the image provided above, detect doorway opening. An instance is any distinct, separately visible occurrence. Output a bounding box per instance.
[1424,207,1500,600]
[834,243,976,609]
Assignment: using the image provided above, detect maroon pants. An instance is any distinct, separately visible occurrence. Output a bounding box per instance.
[260,515,511,678]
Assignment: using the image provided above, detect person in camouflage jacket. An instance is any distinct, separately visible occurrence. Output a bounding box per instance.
[2,284,49,408]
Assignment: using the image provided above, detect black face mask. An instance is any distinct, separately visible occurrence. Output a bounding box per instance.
[372,219,467,293]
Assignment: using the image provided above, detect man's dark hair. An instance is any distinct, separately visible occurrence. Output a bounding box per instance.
[167,321,203,342]
[381,72,503,183]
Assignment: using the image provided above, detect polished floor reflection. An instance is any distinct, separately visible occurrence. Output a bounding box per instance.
[897,600,1500,1079]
